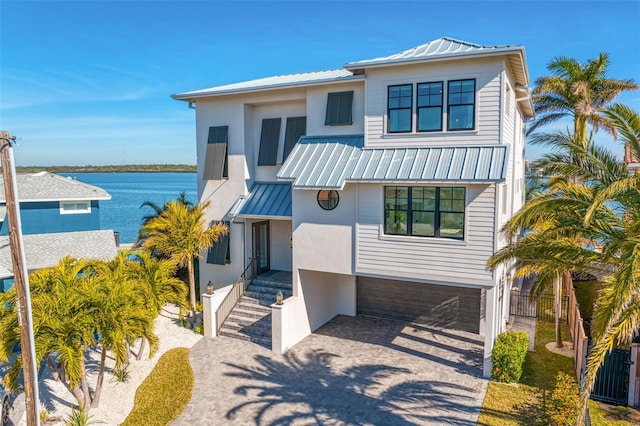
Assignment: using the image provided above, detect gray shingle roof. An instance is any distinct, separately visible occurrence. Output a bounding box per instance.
[0,230,118,278]
[0,172,111,202]
[172,69,363,100]
[277,135,509,189]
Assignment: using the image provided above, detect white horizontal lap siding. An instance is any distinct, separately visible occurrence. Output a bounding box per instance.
[356,183,496,285]
[364,59,503,147]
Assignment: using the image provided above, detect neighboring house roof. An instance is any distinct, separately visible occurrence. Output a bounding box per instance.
[0,206,6,222]
[0,171,111,202]
[231,182,292,220]
[278,136,508,190]
[0,230,118,279]
[172,69,363,100]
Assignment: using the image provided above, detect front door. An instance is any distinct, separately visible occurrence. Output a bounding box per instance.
[252,221,270,275]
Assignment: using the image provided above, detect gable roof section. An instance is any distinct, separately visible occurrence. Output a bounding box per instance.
[0,230,118,279]
[277,136,508,190]
[172,69,363,100]
[234,182,292,219]
[0,172,111,202]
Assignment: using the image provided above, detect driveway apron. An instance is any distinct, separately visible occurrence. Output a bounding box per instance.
[173,315,487,425]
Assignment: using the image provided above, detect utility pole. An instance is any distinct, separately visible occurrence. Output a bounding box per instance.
[0,131,40,426]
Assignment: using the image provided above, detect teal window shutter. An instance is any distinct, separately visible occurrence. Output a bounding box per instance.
[204,126,229,180]
[283,116,306,161]
[325,91,353,125]
[258,118,281,166]
[207,221,230,265]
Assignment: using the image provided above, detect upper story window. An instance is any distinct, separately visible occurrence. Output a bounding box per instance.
[387,84,412,133]
[447,79,476,130]
[60,201,91,215]
[283,116,306,162]
[384,186,465,239]
[417,82,443,132]
[204,126,229,180]
[325,91,353,126]
[258,118,281,166]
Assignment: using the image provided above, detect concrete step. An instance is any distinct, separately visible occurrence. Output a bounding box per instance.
[236,300,272,314]
[219,329,271,348]
[223,318,271,334]
[250,278,292,292]
[226,313,272,328]
[244,290,292,305]
[229,306,271,320]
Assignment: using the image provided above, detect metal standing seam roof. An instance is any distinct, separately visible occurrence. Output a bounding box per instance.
[0,172,111,202]
[172,69,363,100]
[0,230,118,279]
[277,136,509,189]
[234,182,292,219]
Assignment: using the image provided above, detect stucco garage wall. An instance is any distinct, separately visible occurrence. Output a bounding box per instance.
[300,269,356,332]
[357,276,481,333]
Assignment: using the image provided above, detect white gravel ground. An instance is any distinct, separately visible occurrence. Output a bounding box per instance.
[14,304,202,425]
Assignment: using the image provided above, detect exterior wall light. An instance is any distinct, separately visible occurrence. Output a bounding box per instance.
[207,281,214,295]
[276,290,284,305]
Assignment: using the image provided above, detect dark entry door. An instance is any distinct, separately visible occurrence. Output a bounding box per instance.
[252,221,270,275]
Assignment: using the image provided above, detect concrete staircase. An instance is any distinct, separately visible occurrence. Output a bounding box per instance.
[218,271,292,349]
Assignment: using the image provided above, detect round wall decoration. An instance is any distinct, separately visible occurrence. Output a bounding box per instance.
[317,190,339,210]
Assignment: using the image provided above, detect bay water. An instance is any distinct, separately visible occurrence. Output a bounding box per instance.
[61,173,197,244]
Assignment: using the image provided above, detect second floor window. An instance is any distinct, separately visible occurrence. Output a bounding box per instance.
[448,79,476,130]
[388,84,412,133]
[417,82,443,131]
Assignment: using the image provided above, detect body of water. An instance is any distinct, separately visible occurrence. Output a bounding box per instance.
[61,173,197,244]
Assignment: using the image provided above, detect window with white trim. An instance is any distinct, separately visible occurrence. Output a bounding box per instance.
[60,201,91,214]
[384,186,465,239]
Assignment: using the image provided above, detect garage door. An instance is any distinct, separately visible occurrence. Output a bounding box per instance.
[357,276,481,333]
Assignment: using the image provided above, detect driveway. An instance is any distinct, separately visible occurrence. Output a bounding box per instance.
[173,315,487,425]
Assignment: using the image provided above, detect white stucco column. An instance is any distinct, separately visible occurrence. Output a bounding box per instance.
[201,285,233,338]
[483,286,497,378]
[271,300,287,354]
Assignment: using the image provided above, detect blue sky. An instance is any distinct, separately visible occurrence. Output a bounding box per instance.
[1,0,639,166]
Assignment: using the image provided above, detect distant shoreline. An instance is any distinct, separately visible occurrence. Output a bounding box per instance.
[14,164,197,173]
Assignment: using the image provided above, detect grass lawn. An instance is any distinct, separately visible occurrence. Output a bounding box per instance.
[121,347,194,426]
[480,320,638,425]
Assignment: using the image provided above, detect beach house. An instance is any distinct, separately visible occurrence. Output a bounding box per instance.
[173,37,534,376]
[0,171,118,290]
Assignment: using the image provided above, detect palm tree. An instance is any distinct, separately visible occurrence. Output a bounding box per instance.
[0,257,99,409]
[125,250,187,360]
[140,200,228,315]
[529,53,637,145]
[86,251,159,408]
[136,191,194,245]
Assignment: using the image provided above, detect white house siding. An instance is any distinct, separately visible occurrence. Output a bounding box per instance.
[364,58,504,148]
[306,83,365,136]
[356,183,496,287]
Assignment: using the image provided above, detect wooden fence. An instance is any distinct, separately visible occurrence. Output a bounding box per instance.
[565,278,589,385]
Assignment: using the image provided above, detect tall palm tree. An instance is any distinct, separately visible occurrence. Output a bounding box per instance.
[136,191,194,246]
[529,53,637,145]
[140,200,228,315]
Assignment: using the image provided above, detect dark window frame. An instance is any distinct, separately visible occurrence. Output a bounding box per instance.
[384,186,466,240]
[387,84,413,133]
[447,79,476,131]
[417,81,443,132]
[325,91,354,126]
[257,118,282,166]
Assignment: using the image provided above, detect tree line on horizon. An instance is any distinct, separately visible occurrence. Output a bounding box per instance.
[9,164,197,174]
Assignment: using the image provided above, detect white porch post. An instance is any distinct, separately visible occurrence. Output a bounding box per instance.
[483,286,497,378]
[202,290,231,338]
[630,343,639,407]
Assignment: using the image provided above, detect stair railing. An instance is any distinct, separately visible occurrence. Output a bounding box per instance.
[215,258,256,334]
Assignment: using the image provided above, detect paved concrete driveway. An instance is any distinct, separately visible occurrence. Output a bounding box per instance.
[173,315,487,425]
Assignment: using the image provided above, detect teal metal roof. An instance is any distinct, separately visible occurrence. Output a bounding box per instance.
[235,182,292,219]
[277,136,508,189]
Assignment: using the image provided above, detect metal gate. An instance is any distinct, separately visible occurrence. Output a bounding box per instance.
[509,290,568,322]
[591,348,631,405]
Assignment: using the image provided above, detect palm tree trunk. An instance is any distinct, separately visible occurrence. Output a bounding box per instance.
[554,274,564,348]
[187,258,196,316]
[136,337,146,361]
[71,386,85,410]
[91,345,107,408]
[45,355,62,382]
[80,356,92,410]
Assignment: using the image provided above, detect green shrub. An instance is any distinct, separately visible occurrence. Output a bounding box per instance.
[110,364,131,383]
[491,330,529,382]
[65,407,103,426]
[546,372,582,426]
